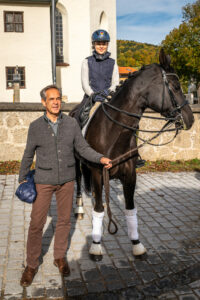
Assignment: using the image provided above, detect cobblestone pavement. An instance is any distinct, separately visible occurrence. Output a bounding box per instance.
[0,172,199,300]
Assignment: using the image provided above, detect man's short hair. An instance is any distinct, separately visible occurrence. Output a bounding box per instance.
[40,84,62,100]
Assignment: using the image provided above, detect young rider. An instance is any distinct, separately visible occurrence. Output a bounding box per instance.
[81,29,119,103]
[75,29,119,127]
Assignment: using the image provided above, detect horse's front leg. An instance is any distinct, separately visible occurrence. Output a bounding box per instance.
[74,158,84,220]
[89,169,104,262]
[122,170,147,257]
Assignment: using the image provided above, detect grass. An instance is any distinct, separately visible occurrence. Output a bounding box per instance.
[137,159,200,173]
[0,159,200,175]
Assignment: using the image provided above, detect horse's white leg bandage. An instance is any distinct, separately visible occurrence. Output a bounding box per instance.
[125,208,147,256]
[92,210,104,243]
[125,208,139,240]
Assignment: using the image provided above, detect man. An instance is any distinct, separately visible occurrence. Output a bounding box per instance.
[19,84,112,287]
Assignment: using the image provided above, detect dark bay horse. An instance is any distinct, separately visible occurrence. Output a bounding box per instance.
[71,49,194,261]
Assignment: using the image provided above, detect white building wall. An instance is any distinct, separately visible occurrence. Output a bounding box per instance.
[90,0,117,60]
[58,0,91,103]
[0,4,52,102]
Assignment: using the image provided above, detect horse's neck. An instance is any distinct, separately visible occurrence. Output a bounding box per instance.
[110,83,146,128]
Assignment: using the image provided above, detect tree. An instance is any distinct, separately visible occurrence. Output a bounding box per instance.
[117,40,159,68]
[161,0,200,92]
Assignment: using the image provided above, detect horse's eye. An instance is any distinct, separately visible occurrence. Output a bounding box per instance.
[171,82,181,92]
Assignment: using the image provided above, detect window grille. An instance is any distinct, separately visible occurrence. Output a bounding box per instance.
[55,9,64,63]
[6,67,25,89]
[4,11,24,32]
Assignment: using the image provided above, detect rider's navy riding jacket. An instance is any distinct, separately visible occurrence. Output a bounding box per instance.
[87,51,115,94]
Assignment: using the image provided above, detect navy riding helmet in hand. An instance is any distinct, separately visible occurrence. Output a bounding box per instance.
[15,170,36,204]
[92,29,110,42]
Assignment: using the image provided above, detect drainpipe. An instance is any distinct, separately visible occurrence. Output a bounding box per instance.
[51,0,56,84]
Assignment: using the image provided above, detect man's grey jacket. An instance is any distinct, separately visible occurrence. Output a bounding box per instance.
[19,113,103,185]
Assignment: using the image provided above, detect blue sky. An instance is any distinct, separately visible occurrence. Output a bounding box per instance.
[117,0,196,45]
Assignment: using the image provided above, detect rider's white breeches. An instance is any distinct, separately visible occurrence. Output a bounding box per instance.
[92,210,104,243]
[125,208,139,240]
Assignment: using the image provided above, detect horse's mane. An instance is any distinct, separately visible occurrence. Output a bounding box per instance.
[110,63,159,101]
[110,62,175,101]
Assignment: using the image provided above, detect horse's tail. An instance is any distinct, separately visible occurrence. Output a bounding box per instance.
[82,163,92,193]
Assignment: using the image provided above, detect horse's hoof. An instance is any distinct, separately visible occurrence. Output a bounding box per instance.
[90,254,103,262]
[75,213,84,220]
[133,242,147,256]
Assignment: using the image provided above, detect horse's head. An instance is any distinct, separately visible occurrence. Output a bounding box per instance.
[146,49,194,130]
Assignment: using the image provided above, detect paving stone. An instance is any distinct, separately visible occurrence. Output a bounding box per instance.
[188,280,200,289]
[46,287,63,298]
[106,280,125,291]
[112,258,131,268]
[118,268,142,287]
[158,291,178,299]
[86,280,106,293]
[140,271,157,283]
[82,268,102,282]
[4,281,23,295]
[1,173,200,298]
[26,286,45,298]
[6,270,22,282]
[79,259,97,271]
[44,275,62,288]
[67,285,87,297]
[179,295,199,300]
[193,289,200,297]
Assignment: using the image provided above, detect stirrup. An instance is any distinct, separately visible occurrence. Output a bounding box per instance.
[136,159,146,168]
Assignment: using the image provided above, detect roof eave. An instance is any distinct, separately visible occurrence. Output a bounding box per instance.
[0,0,58,5]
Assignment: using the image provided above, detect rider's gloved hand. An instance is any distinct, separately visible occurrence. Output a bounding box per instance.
[92,90,109,102]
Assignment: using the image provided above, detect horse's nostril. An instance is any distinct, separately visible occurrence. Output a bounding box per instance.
[175,120,183,129]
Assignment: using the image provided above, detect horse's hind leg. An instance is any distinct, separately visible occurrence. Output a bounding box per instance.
[122,172,147,256]
[74,158,84,220]
[89,171,104,262]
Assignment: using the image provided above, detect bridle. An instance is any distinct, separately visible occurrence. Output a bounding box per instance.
[94,67,190,234]
[99,67,189,146]
[160,69,188,119]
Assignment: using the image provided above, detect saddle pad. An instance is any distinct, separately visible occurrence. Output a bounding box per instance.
[82,101,101,137]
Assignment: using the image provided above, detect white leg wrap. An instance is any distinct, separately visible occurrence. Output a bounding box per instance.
[89,243,103,255]
[125,208,147,256]
[91,210,104,243]
[125,208,139,240]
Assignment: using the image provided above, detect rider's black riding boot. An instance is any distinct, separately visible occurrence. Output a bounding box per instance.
[135,155,146,168]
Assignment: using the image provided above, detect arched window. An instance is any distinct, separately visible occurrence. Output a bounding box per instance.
[99,11,108,30]
[55,8,63,63]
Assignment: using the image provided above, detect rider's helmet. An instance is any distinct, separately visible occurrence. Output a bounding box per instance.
[92,29,110,43]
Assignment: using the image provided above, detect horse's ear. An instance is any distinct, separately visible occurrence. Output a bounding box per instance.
[159,48,171,70]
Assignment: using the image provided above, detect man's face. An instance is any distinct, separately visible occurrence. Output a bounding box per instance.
[94,41,108,55]
[42,88,61,115]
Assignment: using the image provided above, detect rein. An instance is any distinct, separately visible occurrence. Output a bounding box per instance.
[100,68,188,234]
[103,121,179,234]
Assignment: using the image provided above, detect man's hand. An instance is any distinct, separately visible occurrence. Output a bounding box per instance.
[100,157,112,169]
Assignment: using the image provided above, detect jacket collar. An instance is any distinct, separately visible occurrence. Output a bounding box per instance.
[43,111,63,124]
[93,50,111,61]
